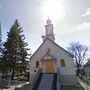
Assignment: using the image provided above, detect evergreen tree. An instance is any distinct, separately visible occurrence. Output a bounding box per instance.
[2,20,29,79]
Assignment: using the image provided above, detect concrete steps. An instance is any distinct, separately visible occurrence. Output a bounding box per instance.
[38,74,54,90]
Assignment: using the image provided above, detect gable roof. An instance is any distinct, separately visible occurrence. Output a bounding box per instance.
[30,38,73,60]
[48,38,73,57]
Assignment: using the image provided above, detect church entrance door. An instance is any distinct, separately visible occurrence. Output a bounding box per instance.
[44,59,54,73]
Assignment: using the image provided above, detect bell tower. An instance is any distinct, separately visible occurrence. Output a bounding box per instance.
[42,18,55,41]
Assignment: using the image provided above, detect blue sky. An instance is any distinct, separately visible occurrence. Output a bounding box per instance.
[0,0,90,57]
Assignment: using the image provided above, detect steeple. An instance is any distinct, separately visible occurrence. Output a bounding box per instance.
[47,18,51,25]
[42,19,55,41]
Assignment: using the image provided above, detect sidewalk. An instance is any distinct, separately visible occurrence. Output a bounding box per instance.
[77,77,90,90]
[2,82,29,90]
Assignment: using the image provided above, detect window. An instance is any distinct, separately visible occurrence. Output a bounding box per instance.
[61,59,65,67]
[36,61,39,68]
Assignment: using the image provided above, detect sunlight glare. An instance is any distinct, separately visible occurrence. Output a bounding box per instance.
[42,0,65,23]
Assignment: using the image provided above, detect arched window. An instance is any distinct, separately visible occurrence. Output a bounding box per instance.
[36,61,39,68]
[61,59,65,67]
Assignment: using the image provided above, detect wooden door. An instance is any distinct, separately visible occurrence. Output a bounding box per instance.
[45,60,54,73]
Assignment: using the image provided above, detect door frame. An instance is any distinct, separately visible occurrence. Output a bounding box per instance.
[42,59,57,73]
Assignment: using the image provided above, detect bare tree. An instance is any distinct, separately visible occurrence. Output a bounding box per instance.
[67,42,88,75]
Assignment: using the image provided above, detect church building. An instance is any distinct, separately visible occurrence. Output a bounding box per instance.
[30,19,78,90]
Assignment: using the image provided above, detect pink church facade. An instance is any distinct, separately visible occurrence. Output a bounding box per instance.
[30,19,78,89]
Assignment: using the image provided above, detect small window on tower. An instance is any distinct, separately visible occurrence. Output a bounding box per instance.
[36,61,39,68]
[61,59,65,67]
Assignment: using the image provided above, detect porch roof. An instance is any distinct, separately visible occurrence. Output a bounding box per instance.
[40,53,57,61]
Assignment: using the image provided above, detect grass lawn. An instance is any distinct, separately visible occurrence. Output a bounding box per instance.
[61,85,84,90]
[15,84,31,90]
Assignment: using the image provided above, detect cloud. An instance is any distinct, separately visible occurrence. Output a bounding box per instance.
[83,8,90,16]
[55,22,90,53]
[76,22,90,30]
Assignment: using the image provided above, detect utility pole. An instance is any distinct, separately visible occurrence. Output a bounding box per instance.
[0,23,2,57]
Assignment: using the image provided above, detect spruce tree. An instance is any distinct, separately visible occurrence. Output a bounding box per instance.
[2,20,29,79]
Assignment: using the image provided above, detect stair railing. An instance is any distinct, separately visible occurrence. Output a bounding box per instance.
[31,68,42,89]
[57,68,61,90]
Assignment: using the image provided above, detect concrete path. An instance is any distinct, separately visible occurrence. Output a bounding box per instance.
[77,77,90,90]
[3,82,29,90]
